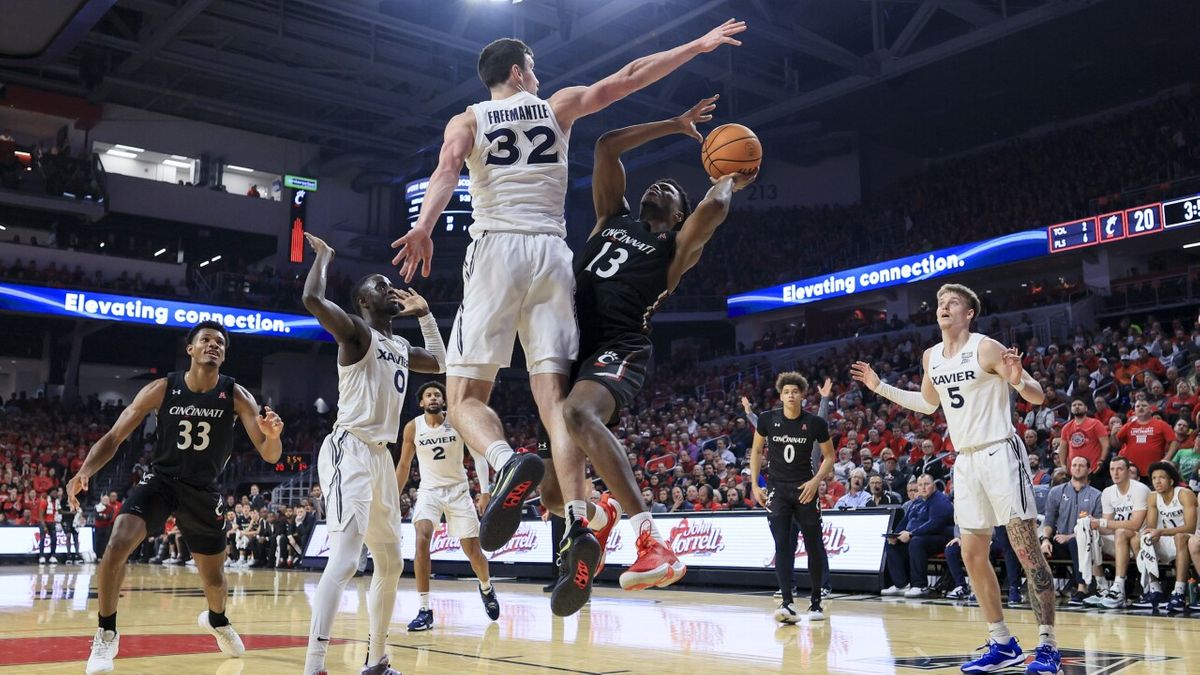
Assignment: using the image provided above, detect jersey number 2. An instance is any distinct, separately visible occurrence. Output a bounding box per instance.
[431,446,446,460]
[584,241,629,278]
[177,420,211,451]
[485,126,559,166]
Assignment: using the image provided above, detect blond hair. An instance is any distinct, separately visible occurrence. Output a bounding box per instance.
[936,283,981,321]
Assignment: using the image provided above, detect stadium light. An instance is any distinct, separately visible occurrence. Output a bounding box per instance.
[105,149,138,159]
[113,144,145,153]
[226,165,254,173]
[162,159,192,169]
[153,248,167,257]
[1183,241,1200,249]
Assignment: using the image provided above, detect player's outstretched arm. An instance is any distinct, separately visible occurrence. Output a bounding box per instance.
[302,233,368,351]
[390,111,476,282]
[666,170,755,291]
[234,385,283,464]
[592,96,718,226]
[67,378,167,509]
[396,421,416,496]
[549,19,746,130]
[850,353,940,414]
[393,288,446,374]
[982,338,1045,405]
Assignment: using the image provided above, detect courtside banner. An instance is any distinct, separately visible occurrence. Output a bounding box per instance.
[726,229,1048,316]
[305,511,890,573]
[0,281,330,341]
[0,526,94,556]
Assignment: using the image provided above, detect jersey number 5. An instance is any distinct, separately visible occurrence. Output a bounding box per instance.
[485,126,559,166]
[583,241,629,279]
[177,420,211,452]
[947,386,964,409]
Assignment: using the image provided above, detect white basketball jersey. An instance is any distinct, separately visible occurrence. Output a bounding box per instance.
[1157,487,1186,530]
[1102,480,1151,522]
[334,328,410,445]
[465,91,570,239]
[413,415,467,489]
[927,332,1014,450]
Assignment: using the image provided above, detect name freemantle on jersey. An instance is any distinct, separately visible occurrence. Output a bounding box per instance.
[484,103,552,125]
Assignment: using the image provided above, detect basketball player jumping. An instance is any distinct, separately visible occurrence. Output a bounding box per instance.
[750,372,836,624]
[851,284,1061,674]
[390,20,747,555]
[397,381,500,631]
[66,321,284,674]
[301,233,446,675]
[535,96,754,616]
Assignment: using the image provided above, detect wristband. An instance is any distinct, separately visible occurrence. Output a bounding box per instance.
[1099,518,1108,529]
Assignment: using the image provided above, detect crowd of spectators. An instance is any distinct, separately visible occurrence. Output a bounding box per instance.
[0,128,105,200]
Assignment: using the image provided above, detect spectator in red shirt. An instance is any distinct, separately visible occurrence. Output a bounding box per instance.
[1061,396,1110,480]
[1165,381,1198,420]
[918,417,943,453]
[695,485,726,511]
[1114,400,1178,477]
[1093,394,1117,426]
[31,467,53,494]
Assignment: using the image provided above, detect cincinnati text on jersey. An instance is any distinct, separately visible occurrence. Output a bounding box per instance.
[769,434,811,444]
[600,228,658,254]
[167,405,227,418]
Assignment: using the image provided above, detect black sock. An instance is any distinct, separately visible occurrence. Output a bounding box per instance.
[98,612,116,633]
[208,610,229,628]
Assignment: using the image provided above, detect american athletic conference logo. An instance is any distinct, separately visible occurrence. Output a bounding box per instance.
[666,518,725,556]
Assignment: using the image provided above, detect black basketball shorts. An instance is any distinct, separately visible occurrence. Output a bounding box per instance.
[572,332,653,424]
[120,472,226,555]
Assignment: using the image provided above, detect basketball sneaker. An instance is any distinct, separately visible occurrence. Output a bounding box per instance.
[1165,592,1187,614]
[360,655,402,675]
[807,602,826,622]
[1081,590,1107,607]
[960,637,1024,672]
[198,611,245,657]
[1098,587,1126,609]
[590,493,620,576]
[880,584,910,596]
[1025,644,1062,674]
[946,585,970,601]
[479,452,544,551]
[550,520,601,617]
[407,608,433,632]
[619,530,686,591]
[479,583,501,621]
[86,628,119,674]
[1131,590,1164,610]
[1067,590,1086,607]
[773,602,800,624]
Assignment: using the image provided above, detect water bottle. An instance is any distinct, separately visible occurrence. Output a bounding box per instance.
[1189,578,1198,606]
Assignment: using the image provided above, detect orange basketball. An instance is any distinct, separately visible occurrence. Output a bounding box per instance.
[701,123,761,179]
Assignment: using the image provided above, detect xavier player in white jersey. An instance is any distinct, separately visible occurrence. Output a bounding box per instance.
[390,20,747,553]
[1131,461,1195,612]
[396,381,499,631]
[852,284,1061,675]
[1082,455,1149,609]
[301,233,447,675]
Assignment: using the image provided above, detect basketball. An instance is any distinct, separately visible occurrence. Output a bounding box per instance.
[701,123,761,179]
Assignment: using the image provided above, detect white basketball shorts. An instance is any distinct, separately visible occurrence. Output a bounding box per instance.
[318,428,402,543]
[447,232,578,381]
[411,483,480,539]
[953,435,1038,531]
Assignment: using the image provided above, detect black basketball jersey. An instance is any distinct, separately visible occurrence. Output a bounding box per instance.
[756,408,830,485]
[152,371,239,489]
[575,213,677,341]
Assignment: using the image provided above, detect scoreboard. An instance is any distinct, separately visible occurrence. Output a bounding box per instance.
[1048,192,1199,254]
[404,175,473,234]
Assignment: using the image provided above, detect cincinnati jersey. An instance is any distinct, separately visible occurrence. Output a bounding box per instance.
[334,328,410,445]
[413,415,468,490]
[927,332,1014,450]
[152,371,238,490]
[575,213,677,341]
[755,408,829,485]
[465,91,570,238]
[1156,486,1186,530]
[1101,481,1151,522]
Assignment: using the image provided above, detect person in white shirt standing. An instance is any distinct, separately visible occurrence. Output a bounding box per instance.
[301,233,447,675]
[397,381,499,632]
[852,283,1060,675]
[390,20,747,554]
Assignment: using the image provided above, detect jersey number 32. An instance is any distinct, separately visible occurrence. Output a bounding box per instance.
[485,126,559,166]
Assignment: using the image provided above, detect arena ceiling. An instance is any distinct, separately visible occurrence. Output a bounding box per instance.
[0,0,1195,171]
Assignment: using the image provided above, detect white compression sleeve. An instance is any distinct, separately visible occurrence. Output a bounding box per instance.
[874,381,940,415]
[418,314,446,373]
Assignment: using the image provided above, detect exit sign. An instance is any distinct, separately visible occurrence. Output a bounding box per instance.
[284,174,318,191]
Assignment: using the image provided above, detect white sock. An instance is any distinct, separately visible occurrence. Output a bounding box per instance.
[479,580,491,593]
[586,497,622,531]
[1039,624,1056,649]
[629,511,660,539]
[566,500,587,524]
[1113,577,1125,594]
[1174,581,1187,595]
[987,621,1011,642]
[485,441,515,471]
[1097,576,1110,592]
[1149,579,1162,593]
[419,592,430,611]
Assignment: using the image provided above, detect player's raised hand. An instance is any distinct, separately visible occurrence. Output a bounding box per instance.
[258,406,284,439]
[66,474,87,511]
[675,95,718,142]
[818,377,833,398]
[999,346,1025,385]
[693,18,747,53]
[390,227,434,283]
[713,168,758,191]
[393,287,431,317]
[304,232,334,258]
[849,361,881,392]
[740,395,753,415]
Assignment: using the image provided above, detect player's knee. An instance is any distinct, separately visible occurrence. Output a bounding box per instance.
[562,397,600,430]
[1116,529,1134,542]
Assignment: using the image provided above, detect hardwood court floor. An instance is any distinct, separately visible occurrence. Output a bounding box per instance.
[0,563,1195,674]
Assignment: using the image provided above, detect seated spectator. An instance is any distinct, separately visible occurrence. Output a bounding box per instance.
[834,468,872,510]
[880,474,955,597]
[1029,453,1051,486]
[1040,456,1103,605]
[866,474,902,508]
[943,526,1022,602]
[644,488,667,514]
